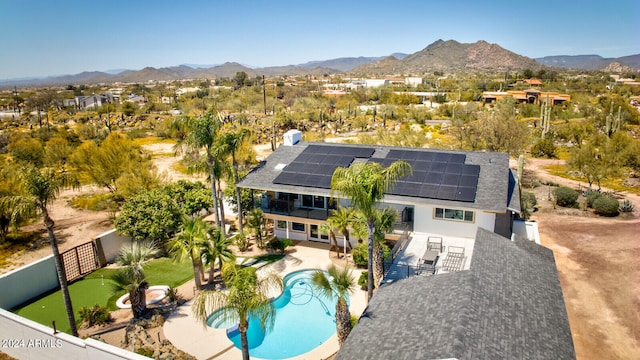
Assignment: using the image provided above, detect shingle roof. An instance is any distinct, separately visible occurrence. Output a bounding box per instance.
[336,228,575,360]
[238,142,511,213]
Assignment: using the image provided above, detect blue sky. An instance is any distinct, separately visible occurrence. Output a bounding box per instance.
[0,0,638,80]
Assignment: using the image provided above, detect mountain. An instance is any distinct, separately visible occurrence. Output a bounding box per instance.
[535,54,640,71]
[297,54,408,72]
[351,40,541,75]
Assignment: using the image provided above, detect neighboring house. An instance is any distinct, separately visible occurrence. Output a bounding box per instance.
[482,90,570,105]
[523,78,543,87]
[405,77,423,87]
[238,136,520,247]
[336,228,576,360]
[73,93,115,110]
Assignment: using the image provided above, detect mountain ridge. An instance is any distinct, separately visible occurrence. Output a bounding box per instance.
[1,41,637,87]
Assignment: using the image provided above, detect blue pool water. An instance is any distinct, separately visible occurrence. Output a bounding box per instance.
[206,269,347,359]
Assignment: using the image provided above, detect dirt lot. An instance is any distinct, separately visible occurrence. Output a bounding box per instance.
[2,149,638,359]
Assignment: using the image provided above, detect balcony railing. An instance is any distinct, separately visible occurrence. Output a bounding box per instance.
[260,199,331,221]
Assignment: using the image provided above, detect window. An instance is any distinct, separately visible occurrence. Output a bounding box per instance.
[302,195,326,209]
[292,222,305,232]
[310,224,329,240]
[302,195,313,208]
[276,220,287,230]
[434,207,474,222]
[313,196,324,208]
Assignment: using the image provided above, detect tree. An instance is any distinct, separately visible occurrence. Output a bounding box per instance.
[192,266,283,360]
[114,189,182,243]
[331,161,411,301]
[7,136,44,167]
[311,266,356,346]
[201,225,235,283]
[371,207,397,286]
[245,208,266,248]
[111,241,160,318]
[168,216,208,289]
[324,206,356,257]
[175,112,224,230]
[220,126,252,234]
[568,133,610,190]
[7,168,79,335]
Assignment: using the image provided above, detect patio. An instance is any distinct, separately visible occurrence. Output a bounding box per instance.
[383,232,475,283]
[163,242,367,360]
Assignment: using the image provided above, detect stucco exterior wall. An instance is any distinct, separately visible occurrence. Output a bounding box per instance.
[413,204,495,238]
[0,256,58,310]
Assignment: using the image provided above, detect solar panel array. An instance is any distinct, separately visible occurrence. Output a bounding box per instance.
[273,145,479,202]
[273,145,375,189]
[370,149,480,202]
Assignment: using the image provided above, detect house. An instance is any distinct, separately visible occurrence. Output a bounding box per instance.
[482,90,570,105]
[73,93,115,110]
[336,228,576,360]
[405,77,423,87]
[237,138,520,247]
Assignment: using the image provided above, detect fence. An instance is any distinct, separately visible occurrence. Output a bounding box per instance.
[61,242,99,282]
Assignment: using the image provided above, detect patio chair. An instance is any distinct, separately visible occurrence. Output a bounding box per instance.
[427,236,444,253]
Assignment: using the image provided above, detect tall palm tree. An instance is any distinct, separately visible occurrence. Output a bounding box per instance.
[220,126,252,235]
[174,112,224,230]
[202,224,235,283]
[311,265,356,346]
[168,215,208,289]
[4,167,80,336]
[372,207,398,287]
[111,241,160,318]
[192,266,283,360]
[331,161,411,301]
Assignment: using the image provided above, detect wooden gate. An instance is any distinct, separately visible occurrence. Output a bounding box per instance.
[61,242,99,282]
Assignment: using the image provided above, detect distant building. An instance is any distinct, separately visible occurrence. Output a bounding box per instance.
[405,77,423,87]
[482,90,570,105]
[73,93,115,110]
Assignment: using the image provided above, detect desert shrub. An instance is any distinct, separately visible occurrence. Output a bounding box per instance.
[266,238,293,253]
[619,199,634,213]
[593,196,620,216]
[531,138,557,158]
[358,271,368,290]
[584,190,603,208]
[554,186,579,208]
[351,243,368,267]
[78,304,112,327]
[234,232,249,252]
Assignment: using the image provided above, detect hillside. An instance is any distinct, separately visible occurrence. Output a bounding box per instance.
[535,54,640,71]
[351,40,541,75]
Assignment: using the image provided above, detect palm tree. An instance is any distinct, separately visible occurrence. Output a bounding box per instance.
[325,206,356,257]
[192,266,283,360]
[311,265,356,346]
[245,208,266,248]
[202,225,235,283]
[175,112,224,230]
[111,241,160,318]
[168,215,208,289]
[4,167,80,335]
[220,126,252,234]
[372,207,398,287]
[331,161,411,301]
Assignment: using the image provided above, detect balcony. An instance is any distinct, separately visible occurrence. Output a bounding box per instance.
[260,198,330,221]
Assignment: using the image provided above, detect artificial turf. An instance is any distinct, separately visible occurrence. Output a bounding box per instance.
[12,257,193,334]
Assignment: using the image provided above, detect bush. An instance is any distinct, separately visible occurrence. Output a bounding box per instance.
[554,186,579,208]
[266,238,293,253]
[584,190,603,208]
[78,304,112,327]
[531,138,557,158]
[593,196,620,216]
[351,243,368,267]
[358,271,368,290]
[234,232,249,252]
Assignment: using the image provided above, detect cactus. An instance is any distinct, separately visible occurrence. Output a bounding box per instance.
[619,199,634,213]
[605,102,622,137]
[540,94,552,139]
[517,154,525,185]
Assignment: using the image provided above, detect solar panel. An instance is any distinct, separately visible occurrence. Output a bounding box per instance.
[318,175,332,188]
[455,187,477,202]
[403,184,421,197]
[412,161,430,172]
[462,165,480,175]
[459,174,479,187]
[436,185,458,200]
[424,172,444,185]
[419,184,439,198]
[449,153,466,163]
[356,148,375,158]
[430,162,447,173]
[404,171,426,183]
[433,153,451,162]
[401,150,418,161]
[445,163,464,175]
[442,174,461,186]
[416,152,435,162]
[387,150,403,159]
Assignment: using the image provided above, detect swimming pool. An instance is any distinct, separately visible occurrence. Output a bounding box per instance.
[206,269,347,359]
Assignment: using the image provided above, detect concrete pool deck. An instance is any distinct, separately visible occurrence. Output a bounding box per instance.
[163,242,367,360]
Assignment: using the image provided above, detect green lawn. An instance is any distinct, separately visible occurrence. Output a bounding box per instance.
[13,257,193,334]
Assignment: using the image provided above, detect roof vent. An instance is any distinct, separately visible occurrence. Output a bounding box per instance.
[283,129,302,146]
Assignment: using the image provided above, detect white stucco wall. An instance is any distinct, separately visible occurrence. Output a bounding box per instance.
[0,255,58,310]
[95,229,132,264]
[413,204,495,238]
[0,309,148,360]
